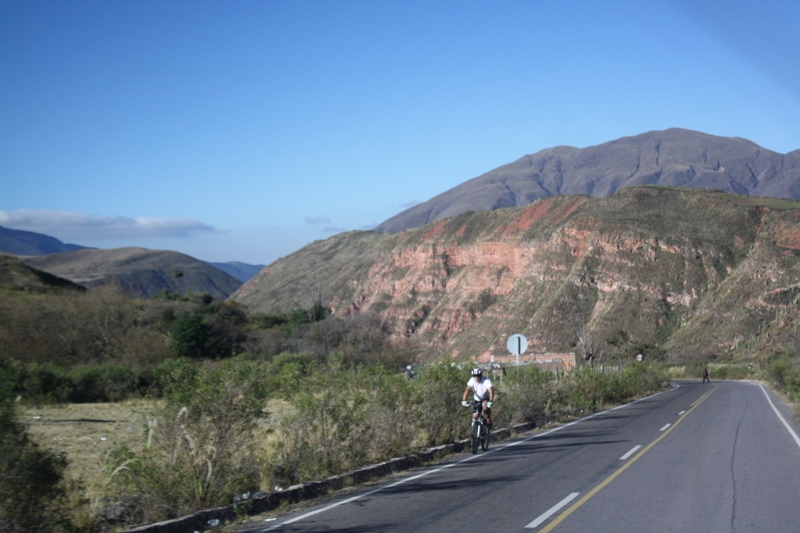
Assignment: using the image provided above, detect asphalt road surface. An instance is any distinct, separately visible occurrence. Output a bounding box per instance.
[241,381,800,533]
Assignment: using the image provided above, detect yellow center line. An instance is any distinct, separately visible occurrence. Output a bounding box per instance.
[539,384,718,532]
[691,387,716,407]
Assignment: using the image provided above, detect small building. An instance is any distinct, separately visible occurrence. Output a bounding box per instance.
[479,352,576,373]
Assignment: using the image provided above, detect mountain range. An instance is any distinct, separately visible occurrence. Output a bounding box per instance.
[376,129,800,233]
[8,128,800,362]
[0,224,265,296]
[22,247,243,300]
[0,225,91,255]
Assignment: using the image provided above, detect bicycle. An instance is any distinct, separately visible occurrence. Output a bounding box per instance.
[464,400,491,454]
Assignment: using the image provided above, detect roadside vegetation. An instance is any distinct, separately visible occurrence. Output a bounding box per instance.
[3,271,799,531]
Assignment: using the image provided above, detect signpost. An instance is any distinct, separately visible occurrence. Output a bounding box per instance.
[506,333,528,367]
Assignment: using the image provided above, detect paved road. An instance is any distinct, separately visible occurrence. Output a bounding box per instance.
[242,381,800,533]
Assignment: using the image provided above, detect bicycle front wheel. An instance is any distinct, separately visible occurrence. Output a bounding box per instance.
[470,423,479,454]
[481,426,490,451]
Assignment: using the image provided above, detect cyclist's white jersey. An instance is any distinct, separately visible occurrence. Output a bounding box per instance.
[467,377,493,401]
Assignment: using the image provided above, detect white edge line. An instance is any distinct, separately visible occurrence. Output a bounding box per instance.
[525,492,580,529]
[264,491,378,530]
[659,423,671,432]
[262,385,682,531]
[261,447,486,531]
[620,445,642,460]
[758,384,800,449]
[678,410,686,415]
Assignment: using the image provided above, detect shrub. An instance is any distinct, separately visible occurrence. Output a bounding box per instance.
[24,363,74,404]
[270,387,374,487]
[268,364,457,487]
[67,364,140,403]
[105,356,269,527]
[495,365,554,426]
[9,362,148,404]
[412,363,465,445]
[552,362,669,415]
[764,353,800,400]
[0,359,24,399]
[264,352,319,395]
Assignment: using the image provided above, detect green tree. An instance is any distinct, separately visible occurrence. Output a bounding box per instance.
[169,311,210,359]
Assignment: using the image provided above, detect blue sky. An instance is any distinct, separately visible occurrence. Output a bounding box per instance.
[2,0,800,265]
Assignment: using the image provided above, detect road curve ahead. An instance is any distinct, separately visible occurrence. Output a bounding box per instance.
[242,381,800,533]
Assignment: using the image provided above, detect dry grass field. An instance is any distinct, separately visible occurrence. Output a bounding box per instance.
[21,400,155,500]
[20,399,285,506]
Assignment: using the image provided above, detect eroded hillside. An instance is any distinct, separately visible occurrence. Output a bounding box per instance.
[232,187,800,361]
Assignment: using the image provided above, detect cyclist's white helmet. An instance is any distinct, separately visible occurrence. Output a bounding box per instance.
[471,368,482,377]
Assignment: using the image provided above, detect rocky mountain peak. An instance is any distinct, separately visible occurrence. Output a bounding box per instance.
[375,129,800,234]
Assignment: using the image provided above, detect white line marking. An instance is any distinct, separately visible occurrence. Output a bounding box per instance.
[259,460,465,531]
[678,410,686,415]
[526,492,580,529]
[659,424,671,432]
[620,445,642,460]
[758,383,800,449]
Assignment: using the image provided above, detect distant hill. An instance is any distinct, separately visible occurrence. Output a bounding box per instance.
[376,128,800,233]
[0,253,85,294]
[207,261,265,282]
[0,225,90,255]
[232,187,800,362]
[24,247,242,300]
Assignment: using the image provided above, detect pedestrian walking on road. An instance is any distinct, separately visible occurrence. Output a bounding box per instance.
[702,366,710,383]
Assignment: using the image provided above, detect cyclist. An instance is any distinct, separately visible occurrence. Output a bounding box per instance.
[462,367,494,427]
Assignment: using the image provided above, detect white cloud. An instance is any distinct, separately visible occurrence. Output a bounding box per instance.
[304,217,332,225]
[0,209,215,241]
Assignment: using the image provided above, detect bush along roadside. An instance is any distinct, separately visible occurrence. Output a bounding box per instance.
[265,361,671,493]
[112,360,672,533]
[102,356,269,529]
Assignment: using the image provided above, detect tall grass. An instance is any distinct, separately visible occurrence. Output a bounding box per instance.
[266,361,670,488]
[103,357,268,526]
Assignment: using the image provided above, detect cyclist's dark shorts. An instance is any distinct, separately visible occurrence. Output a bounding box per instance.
[472,400,488,413]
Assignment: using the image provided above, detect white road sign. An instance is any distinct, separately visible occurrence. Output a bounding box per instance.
[507,334,528,356]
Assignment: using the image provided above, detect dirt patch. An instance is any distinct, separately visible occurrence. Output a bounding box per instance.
[776,227,800,250]
[508,200,553,233]
[423,221,447,239]
[551,197,586,225]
